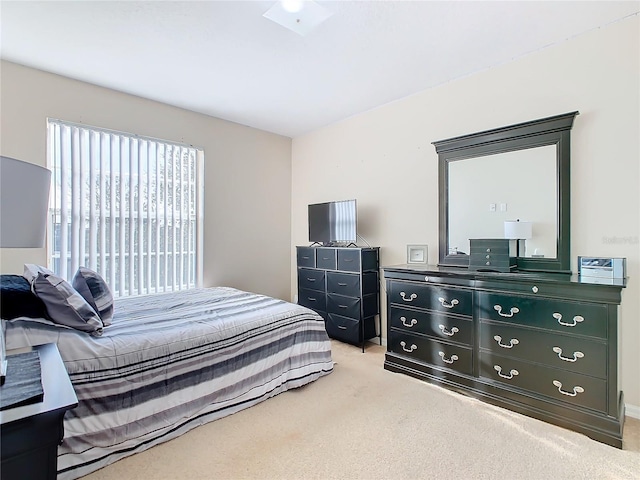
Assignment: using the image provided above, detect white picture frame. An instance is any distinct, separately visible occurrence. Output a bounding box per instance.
[407,244,428,264]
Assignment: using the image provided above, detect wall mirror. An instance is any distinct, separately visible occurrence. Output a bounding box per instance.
[434,111,579,273]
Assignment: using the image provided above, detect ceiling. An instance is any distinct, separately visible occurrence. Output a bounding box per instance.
[1,1,638,138]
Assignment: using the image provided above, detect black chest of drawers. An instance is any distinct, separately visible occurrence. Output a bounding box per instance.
[383,265,626,448]
[297,246,380,351]
[469,239,516,272]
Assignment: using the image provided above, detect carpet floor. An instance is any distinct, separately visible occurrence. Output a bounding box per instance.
[83,340,640,480]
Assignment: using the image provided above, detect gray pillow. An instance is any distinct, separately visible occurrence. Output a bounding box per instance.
[72,267,114,327]
[32,272,103,336]
[23,263,54,284]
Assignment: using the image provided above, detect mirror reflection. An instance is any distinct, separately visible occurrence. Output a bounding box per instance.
[448,145,557,259]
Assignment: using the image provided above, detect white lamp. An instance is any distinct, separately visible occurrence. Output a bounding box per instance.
[1,156,51,248]
[504,219,533,257]
[0,155,52,384]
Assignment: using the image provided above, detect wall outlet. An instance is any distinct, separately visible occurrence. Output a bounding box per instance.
[489,203,496,212]
[500,203,507,212]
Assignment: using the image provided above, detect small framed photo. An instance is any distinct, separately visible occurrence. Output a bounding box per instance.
[407,244,428,264]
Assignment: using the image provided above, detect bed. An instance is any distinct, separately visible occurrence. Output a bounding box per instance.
[3,286,333,479]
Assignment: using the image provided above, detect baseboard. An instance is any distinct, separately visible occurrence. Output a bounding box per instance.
[626,403,640,419]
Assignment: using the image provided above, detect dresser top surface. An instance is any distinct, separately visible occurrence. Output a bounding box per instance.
[382,264,626,289]
[297,245,379,251]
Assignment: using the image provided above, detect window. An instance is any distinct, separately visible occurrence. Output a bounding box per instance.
[47,119,204,297]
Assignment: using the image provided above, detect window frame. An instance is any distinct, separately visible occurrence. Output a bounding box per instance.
[46,118,204,297]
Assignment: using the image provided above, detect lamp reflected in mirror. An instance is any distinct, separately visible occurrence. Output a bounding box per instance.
[504,219,532,257]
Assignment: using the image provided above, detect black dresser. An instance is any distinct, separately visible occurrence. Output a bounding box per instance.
[383,265,626,447]
[297,246,380,351]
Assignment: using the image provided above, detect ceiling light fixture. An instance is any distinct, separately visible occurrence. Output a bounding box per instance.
[281,0,304,14]
[263,0,333,36]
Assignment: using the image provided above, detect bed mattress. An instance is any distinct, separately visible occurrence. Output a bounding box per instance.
[5,287,333,479]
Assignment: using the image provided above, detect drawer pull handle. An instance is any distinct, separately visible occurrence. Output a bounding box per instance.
[337,282,348,286]
[344,259,354,262]
[306,278,316,282]
[302,256,310,259]
[494,365,519,380]
[486,248,491,252]
[400,316,418,327]
[338,305,348,309]
[554,313,584,327]
[307,297,317,302]
[438,351,459,364]
[439,324,459,336]
[485,254,490,259]
[400,292,417,302]
[400,341,417,353]
[438,297,459,309]
[337,325,347,330]
[532,286,539,293]
[494,305,520,317]
[552,347,585,362]
[493,335,519,349]
[552,380,584,397]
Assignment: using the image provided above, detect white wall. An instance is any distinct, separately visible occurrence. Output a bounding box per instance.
[291,17,640,407]
[0,61,293,300]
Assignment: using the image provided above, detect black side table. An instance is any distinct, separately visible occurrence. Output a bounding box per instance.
[1,343,78,480]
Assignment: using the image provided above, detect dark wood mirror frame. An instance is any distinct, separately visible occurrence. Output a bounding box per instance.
[434,111,579,273]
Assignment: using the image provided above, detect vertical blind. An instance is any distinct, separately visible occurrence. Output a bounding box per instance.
[47,119,204,297]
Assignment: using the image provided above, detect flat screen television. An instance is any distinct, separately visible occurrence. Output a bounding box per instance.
[308,199,357,245]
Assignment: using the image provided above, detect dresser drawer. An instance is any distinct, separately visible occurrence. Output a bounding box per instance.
[337,249,360,272]
[327,293,377,319]
[389,307,473,345]
[388,281,472,316]
[469,252,514,272]
[480,322,607,378]
[327,271,360,296]
[316,248,337,270]
[296,247,316,268]
[298,288,326,312]
[325,313,377,344]
[326,313,376,345]
[298,268,325,291]
[477,292,607,339]
[326,314,359,344]
[389,331,473,376]
[470,239,511,254]
[479,352,607,412]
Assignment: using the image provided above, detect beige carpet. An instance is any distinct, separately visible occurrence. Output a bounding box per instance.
[84,341,640,480]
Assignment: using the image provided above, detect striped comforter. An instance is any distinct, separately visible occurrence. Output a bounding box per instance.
[4,287,333,479]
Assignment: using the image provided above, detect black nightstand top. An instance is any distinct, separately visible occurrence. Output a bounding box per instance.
[0,343,77,425]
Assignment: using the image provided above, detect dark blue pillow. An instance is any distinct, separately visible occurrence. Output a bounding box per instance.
[0,275,49,320]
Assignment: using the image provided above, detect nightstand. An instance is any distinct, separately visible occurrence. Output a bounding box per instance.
[0,343,78,480]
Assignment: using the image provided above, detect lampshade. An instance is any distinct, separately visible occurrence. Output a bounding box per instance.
[0,156,51,248]
[504,220,532,240]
